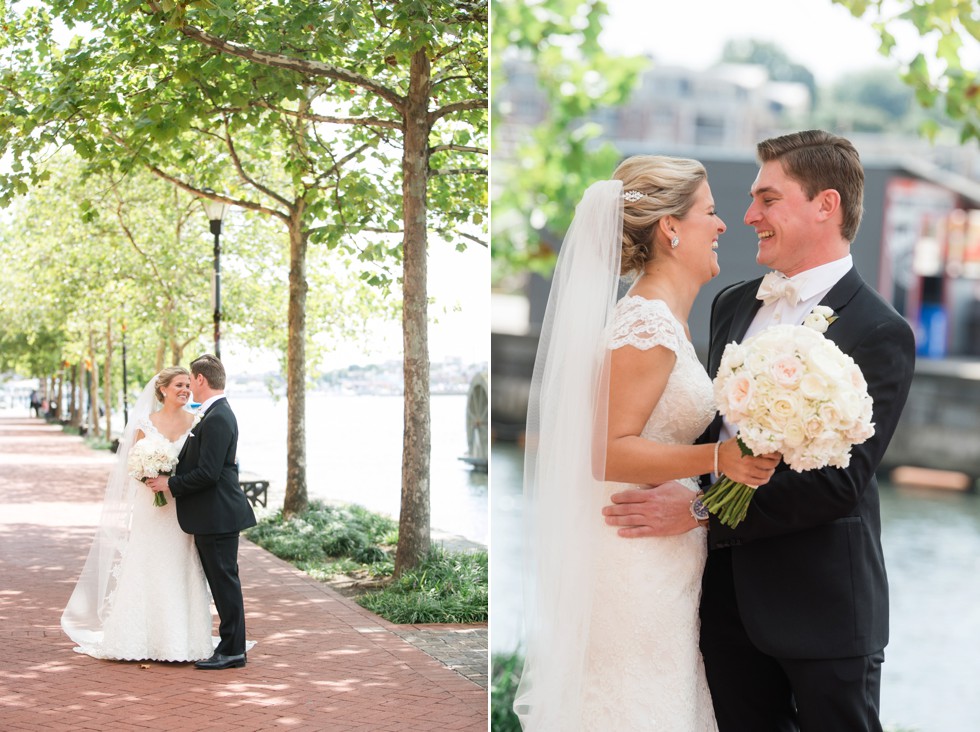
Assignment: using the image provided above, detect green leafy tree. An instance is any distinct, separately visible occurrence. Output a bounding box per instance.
[491,0,646,279]
[1,0,486,572]
[0,152,215,427]
[832,0,980,142]
[809,67,960,135]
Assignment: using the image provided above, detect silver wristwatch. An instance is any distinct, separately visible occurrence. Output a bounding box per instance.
[690,490,710,524]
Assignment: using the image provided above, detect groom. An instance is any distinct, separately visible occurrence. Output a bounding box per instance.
[147,353,256,670]
[603,131,915,730]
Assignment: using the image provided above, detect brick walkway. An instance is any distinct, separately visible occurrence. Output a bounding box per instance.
[0,417,487,731]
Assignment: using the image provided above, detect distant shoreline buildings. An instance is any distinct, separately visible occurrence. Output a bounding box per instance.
[227,357,485,398]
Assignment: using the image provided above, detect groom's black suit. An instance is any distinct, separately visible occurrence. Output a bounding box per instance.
[699,267,915,731]
[169,397,256,657]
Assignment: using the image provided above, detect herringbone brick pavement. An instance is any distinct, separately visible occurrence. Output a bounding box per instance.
[0,416,487,731]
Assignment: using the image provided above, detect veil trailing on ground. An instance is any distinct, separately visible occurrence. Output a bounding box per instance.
[514,180,625,728]
[61,376,161,647]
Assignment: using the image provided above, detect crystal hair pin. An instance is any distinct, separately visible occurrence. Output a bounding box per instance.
[623,190,645,202]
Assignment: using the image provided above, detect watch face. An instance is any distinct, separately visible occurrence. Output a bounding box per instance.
[692,498,710,521]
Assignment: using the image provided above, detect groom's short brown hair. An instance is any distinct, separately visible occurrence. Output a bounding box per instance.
[190,354,225,390]
[757,129,864,243]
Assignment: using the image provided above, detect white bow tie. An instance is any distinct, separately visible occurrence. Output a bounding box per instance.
[756,271,802,306]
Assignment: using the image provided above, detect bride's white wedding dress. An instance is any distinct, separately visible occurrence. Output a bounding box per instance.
[66,418,214,662]
[581,296,718,731]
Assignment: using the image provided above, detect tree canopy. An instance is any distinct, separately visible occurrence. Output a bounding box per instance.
[490,0,645,277]
[832,0,980,142]
[1,0,487,571]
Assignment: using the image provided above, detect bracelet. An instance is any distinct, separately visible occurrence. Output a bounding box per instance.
[713,441,720,477]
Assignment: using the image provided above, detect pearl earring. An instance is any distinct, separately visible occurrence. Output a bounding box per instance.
[670,236,679,249]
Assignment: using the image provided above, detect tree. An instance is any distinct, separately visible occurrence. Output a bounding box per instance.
[0,151,215,427]
[490,0,646,278]
[1,0,487,573]
[832,0,980,142]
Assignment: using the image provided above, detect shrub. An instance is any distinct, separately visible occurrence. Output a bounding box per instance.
[491,652,523,732]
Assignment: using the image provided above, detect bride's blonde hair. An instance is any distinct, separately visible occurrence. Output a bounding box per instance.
[614,155,707,276]
[154,366,191,403]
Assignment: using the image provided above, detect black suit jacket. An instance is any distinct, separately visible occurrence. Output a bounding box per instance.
[701,267,915,659]
[170,398,257,536]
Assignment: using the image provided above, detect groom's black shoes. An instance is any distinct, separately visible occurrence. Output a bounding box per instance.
[195,652,247,670]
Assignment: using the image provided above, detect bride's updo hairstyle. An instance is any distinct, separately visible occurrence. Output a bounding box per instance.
[154,366,191,403]
[613,155,707,277]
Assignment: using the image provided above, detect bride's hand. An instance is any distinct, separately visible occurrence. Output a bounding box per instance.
[718,438,780,487]
[145,475,169,494]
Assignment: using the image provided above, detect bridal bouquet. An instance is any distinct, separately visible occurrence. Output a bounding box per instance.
[127,435,180,507]
[703,308,875,527]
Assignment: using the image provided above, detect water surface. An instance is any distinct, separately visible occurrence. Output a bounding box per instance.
[490,442,980,731]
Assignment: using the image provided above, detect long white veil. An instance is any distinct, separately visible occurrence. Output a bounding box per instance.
[514,180,625,728]
[61,376,160,647]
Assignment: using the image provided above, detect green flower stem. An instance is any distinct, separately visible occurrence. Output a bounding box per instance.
[703,476,756,528]
[151,472,171,507]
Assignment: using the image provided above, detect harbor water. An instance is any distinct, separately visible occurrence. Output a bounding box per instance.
[232,391,487,547]
[491,442,980,731]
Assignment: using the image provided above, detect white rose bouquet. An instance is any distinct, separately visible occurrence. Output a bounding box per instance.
[127,434,180,507]
[704,307,875,527]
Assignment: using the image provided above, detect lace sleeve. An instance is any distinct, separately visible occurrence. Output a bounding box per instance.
[608,297,682,353]
[133,416,153,439]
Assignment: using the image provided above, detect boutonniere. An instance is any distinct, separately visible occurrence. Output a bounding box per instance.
[802,305,839,333]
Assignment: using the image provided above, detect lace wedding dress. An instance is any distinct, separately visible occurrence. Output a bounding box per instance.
[581,296,719,731]
[67,418,214,662]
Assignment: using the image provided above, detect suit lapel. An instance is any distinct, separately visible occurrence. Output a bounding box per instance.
[196,397,226,425]
[179,402,218,461]
[729,278,765,343]
[817,266,863,314]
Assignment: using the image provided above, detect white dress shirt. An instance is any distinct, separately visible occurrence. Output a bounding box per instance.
[196,393,227,415]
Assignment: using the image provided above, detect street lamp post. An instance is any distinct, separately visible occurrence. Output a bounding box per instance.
[200,189,228,360]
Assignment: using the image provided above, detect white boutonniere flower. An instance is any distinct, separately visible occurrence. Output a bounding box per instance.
[802,305,838,333]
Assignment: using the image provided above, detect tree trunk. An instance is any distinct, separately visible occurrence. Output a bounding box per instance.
[90,362,100,437]
[395,48,433,576]
[282,210,309,518]
[55,370,63,420]
[70,363,82,428]
[104,321,113,442]
[155,341,166,372]
[88,331,101,438]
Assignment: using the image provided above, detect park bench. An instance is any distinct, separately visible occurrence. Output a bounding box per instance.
[238,472,269,508]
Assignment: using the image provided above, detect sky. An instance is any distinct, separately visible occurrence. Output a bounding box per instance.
[223,239,489,374]
[601,0,978,85]
[1,13,490,375]
[328,239,490,368]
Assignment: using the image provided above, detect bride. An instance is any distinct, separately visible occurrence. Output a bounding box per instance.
[514,156,778,729]
[62,366,214,662]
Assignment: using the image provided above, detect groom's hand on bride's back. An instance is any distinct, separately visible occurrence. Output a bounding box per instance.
[602,481,696,537]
